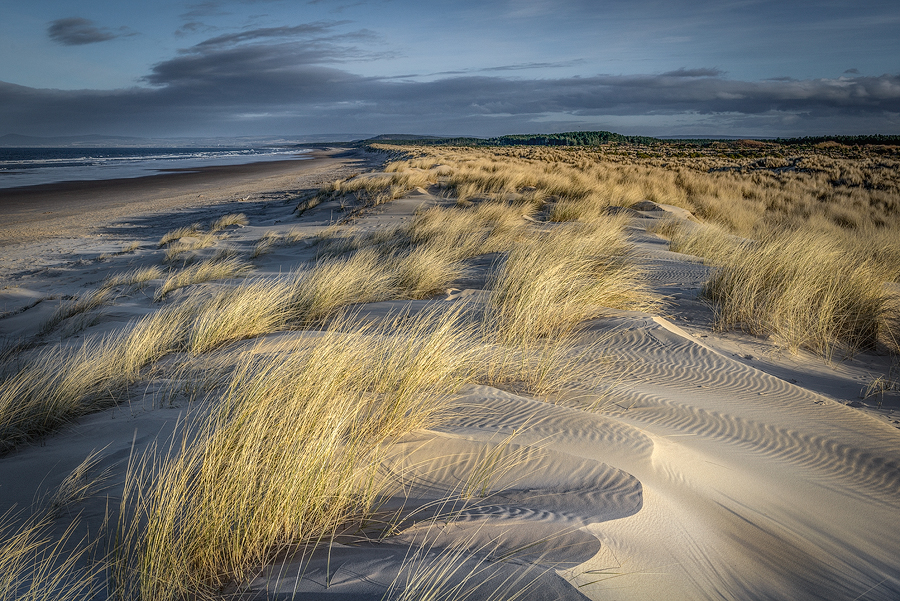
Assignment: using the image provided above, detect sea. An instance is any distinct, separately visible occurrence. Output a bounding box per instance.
[0,147,311,190]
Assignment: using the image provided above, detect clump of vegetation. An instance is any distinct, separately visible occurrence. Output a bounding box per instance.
[0,510,99,600]
[113,308,481,600]
[703,230,894,357]
[209,213,248,233]
[299,168,432,214]
[101,266,164,291]
[250,228,307,258]
[10,136,900,599]
[155,257,253,301]
[2,305,194,452]
[163,233,219,264]
[488,217,654,345]
[41,288,117,334]
[158,223,202,247]
[187,278,298,353]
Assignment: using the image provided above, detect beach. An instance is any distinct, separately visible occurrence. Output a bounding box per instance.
[0,148,370,247]
[0,144,898,600]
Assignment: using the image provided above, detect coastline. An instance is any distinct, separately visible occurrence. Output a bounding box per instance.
[0,145,897,599]
[0,147,371,247]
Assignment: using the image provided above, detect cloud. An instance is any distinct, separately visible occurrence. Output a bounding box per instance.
[7,25,900,137]
[192,22,352,48]
[179,0,293,19]
[175,21,221,36]
[660,68,724,78]
[47,17,135,46]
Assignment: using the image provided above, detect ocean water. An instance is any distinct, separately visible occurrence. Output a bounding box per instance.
[0,147,311,190]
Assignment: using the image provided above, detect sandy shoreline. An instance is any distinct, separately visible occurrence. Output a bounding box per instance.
[0,147,372,247]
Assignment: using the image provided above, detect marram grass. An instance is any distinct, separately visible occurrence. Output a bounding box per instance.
[703,229,894,357]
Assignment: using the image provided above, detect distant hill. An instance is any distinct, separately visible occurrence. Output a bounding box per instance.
[364,134,449,141]
[365,131,900,149]
[774,134,900,146]
[364,131,661,147]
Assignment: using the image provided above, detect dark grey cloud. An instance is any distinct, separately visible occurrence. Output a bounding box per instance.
[143,22,387,89]
[660,68,724,78]
[47,17,135,46]
[397,60,586,79]
[175,21,221,36]
[193,22,352,48]
[6,26,900,137]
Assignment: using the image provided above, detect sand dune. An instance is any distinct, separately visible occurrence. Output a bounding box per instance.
[0,154,898,600]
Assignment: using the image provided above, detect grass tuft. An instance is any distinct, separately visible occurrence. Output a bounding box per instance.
[101,266,164,291]
[158,224,202,247]
[487,217,655,345]
[42,288,117,335]
[162,233,219,264]
[155,257,253,301]
[113,308,480,600]
[703,229,895,357]
[209,213,248,233]
[1,304,194,452]
[0,510,98,601]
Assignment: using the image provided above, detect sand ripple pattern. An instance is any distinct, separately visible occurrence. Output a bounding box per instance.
[621,398,900,500]
[640,256,712,286]
[581,317,900,500]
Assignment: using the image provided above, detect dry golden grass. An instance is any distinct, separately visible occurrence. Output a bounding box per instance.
[388,245,465,299]
[300,168,432,214]
[155,257,253,301]
[1,304,194,452]
[41,287,117,335]
[373,144,900,250]
[703,229,894,357]
[250,230,281,258]
[113,308,481,600]
[0,510,98,601]
[653,220,746,265]
[651,217,897,356]
[291,249,397,321]
[101,266,164,291]
[374,144,898,358]
[487,217,655,345]
[187,278,298,353]
[162,233,219,264]
[251,228,308,258]
[18,139,900,599]
[158,224,202,247]
[47,449,111,515]
[186,249,413,353]
[208,213,248,233]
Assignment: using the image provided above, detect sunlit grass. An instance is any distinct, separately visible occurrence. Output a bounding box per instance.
[155,257,253,301]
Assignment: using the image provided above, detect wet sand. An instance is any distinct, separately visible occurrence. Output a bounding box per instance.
[0,147,373,246]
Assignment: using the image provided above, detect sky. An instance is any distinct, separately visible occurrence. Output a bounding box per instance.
[1,0,899,139]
